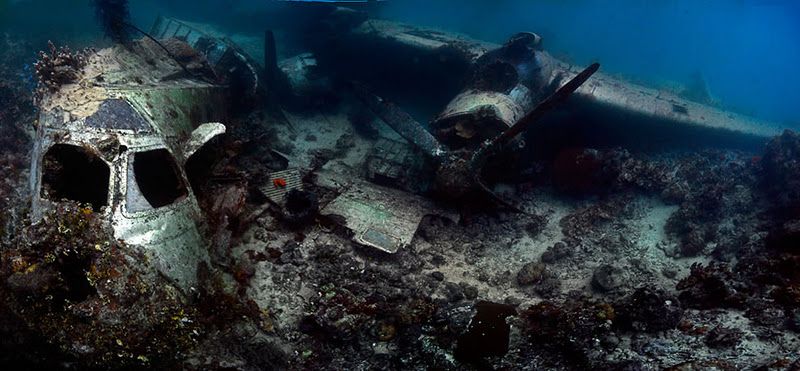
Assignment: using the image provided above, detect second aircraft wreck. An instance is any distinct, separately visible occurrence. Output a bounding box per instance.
[27,7,784,290]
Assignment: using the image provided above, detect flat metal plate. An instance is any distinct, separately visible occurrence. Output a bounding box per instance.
[320,178,455,254]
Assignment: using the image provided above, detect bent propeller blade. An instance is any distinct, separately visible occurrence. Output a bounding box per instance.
[350,82,449,161]
[473,63,600,167]
[469,63,600,213]
[497,62,600,148]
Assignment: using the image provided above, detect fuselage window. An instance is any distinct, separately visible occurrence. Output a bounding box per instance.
[41,143,110,210]
[126,149,188,212]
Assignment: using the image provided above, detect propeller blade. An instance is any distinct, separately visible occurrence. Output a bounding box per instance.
[350,82,448,161]
[471,62,599,168]
[492,62,600,149]
[468,62,600,213]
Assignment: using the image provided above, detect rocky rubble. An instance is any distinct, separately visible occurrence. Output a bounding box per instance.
[1,202,196,367]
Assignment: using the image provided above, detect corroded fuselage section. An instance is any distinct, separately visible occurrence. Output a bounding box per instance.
[30,38,228,291]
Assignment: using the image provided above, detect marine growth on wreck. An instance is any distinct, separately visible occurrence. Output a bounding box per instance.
[1,1,799,369]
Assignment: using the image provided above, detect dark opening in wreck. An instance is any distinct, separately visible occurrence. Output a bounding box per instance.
[41,143,110,210]
[130,149,188,210]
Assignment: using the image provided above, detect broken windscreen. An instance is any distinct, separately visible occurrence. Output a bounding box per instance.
[41,143,110,210]
[84,99,151,132]
[126,149,188,212]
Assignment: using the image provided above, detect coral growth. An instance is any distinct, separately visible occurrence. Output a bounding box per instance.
[33,41,91,95]
[663,153,758,256]
[0,202,197,368]
[522,296,617,368]
[615,286,683,333]
[676,262,747,309]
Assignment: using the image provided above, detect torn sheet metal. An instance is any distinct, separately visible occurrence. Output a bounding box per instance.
[183,122,225,160]
[320,174,457,254]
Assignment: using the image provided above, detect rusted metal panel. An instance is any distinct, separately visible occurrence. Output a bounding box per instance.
[321,184,431,254]
[317,171,457,254]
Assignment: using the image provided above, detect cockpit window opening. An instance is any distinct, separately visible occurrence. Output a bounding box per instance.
[41,143,110,210]
[126,148,188,212]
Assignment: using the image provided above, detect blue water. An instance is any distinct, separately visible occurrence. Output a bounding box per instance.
[1,0,798,126]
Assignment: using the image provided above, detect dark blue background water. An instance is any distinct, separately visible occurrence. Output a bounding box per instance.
[1,0,798,126]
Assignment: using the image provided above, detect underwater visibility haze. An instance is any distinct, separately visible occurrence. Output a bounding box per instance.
[1,0,800,369]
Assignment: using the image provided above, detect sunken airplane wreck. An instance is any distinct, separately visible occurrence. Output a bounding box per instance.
[298,12,782,231]
[28,19,262,290]
[27,10,783,290]
[317,18,782,206]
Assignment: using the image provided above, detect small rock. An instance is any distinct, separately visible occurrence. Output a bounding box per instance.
[517,262,546,286]
[443,282,465,302]
[541,241,573,263]
[679,228,708,257]
[524,215,547,237]
[601,334,621,349]
[503,296,523,307]
[233,258,255,285]
[662,267,678,279]
[431,271,445,281]
[592,264,624,292]
[430,254,446,266]
[533,274,562,298]
[460,283,479,300]
[705,325,743,348]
